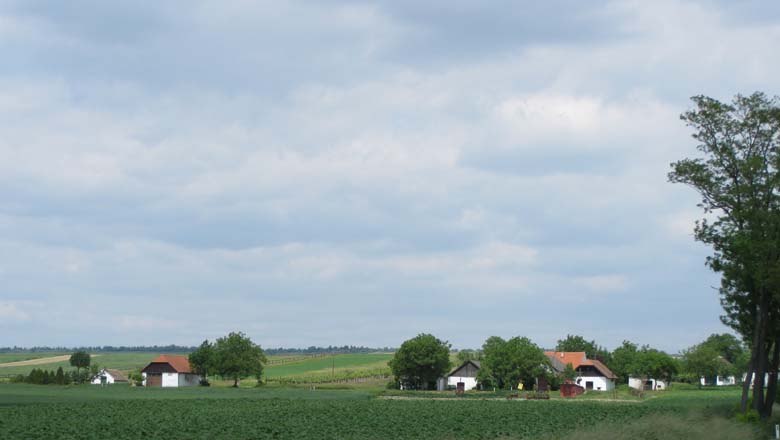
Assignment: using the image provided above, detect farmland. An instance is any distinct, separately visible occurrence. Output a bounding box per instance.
[0,384,762,439]
[0,352,392,383]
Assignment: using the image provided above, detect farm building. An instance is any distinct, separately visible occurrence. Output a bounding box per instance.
[141,354,200,387]
[545,351,617,391]
[628,376,666,391]
[90,368,128,385]
[700,375,736,386]
[437,360,481,391]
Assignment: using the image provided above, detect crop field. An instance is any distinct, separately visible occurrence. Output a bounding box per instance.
[265,353,392,381]
[0,352,157,376]
[0,384,759,439]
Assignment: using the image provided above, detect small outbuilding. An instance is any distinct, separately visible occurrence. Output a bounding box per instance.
[141,354,200,387]
[90,368,129,385]
[439,360,481,391]
[628,376,666,391]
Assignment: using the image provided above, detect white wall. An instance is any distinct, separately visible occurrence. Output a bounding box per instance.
[700,375,736,386]
[575,376,614,391]
[91,369,117,385]
[162,372,179,387]
[628,377,666,390]
[447,376,478,391]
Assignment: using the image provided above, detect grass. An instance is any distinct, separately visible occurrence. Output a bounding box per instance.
[264,353,392,378]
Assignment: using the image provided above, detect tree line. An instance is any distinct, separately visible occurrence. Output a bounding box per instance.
[389,333,745,391]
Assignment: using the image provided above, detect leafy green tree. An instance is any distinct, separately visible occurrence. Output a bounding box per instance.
[632,348,679,387]
[54,367,65,385]
[610,340,639,384]
[561,363,577,382]
[69,351,91,380]
[213,332,267,387]
[189,340,216,384]
[478,336,548,390]
[700,333,745,365]
[669,92,780,418]
[682,344,723,387]
[555,334,611,364]
[388,333,451,390]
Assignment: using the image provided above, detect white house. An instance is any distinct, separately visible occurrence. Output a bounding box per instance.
[700,375,736,386]
[90,368,128,385]
[628,376,666,391]
[441,360,481,391]
[545,351,617,392]
[141,354,200,387]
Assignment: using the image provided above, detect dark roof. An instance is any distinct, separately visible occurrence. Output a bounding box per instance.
[142,354,193,373]
[447,360,481,377]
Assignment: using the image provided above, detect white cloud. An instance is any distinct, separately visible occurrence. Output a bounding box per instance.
[0,302,30,322]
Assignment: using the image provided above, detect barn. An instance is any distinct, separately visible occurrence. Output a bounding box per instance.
[141,354,200,387]
[628,376,667,391]
[90,368,128,385]
[441,360,481,391]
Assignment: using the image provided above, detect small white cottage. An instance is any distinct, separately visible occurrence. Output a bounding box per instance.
[628,376,666,391]
[545,351,617,391]
[90,368,129,385]
[141,354,200,387]
[442,360,481,391]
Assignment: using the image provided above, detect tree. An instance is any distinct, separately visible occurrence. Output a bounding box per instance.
[213,332,267,387]
[700,333,745,365]
[682,344,723,387]
[189,340,216,384]
[669,92,780,418]
[54,367,65,385]
[561,363,577,382]
[609,340,639,384]
[555,334,611,364]
[69,351,91,382]
[478,336,549,390]
[388,334,451,390]
[632,348,679,388]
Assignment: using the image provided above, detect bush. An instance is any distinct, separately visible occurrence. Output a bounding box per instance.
[386,379,400,390]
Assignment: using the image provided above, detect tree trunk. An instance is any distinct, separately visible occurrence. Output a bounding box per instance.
[752,294,769,416]
[233,377,239,388]
[742,301,760,413]
[763,341,779,418]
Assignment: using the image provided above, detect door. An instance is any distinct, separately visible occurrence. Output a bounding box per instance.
[146,373,162,387]
[585,381,594,390]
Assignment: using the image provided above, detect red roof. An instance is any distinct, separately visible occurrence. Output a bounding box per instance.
[145,354,193,373]
[544,351,617,380]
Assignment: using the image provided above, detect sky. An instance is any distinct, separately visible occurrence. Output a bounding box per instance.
[1,0,779,352]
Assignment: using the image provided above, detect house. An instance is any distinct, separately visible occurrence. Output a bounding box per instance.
[90,368,128,385]
[545,351,617,391]
[141,354,200,387]
[628,376,666,391]
[439,360,481,391]
[700,375,736,386]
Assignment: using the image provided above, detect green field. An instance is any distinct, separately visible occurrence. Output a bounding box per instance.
[0,384,764,439]
[0,352,394,384]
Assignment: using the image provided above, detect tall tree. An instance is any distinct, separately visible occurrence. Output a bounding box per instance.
[69,351,91,382]
[478,336,549,390]
[388,334,451,390]
[213,332,267,387]
[189,340,215,384]
[610,340,639,384]
[669,92,780,418]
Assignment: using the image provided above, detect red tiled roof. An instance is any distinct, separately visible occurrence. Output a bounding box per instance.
[146,354,192,373]
[544,351,587,369]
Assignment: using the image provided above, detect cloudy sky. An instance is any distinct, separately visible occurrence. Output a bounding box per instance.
[1,0,778,352]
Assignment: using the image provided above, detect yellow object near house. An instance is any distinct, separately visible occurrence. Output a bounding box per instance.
[518,382,524,391]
